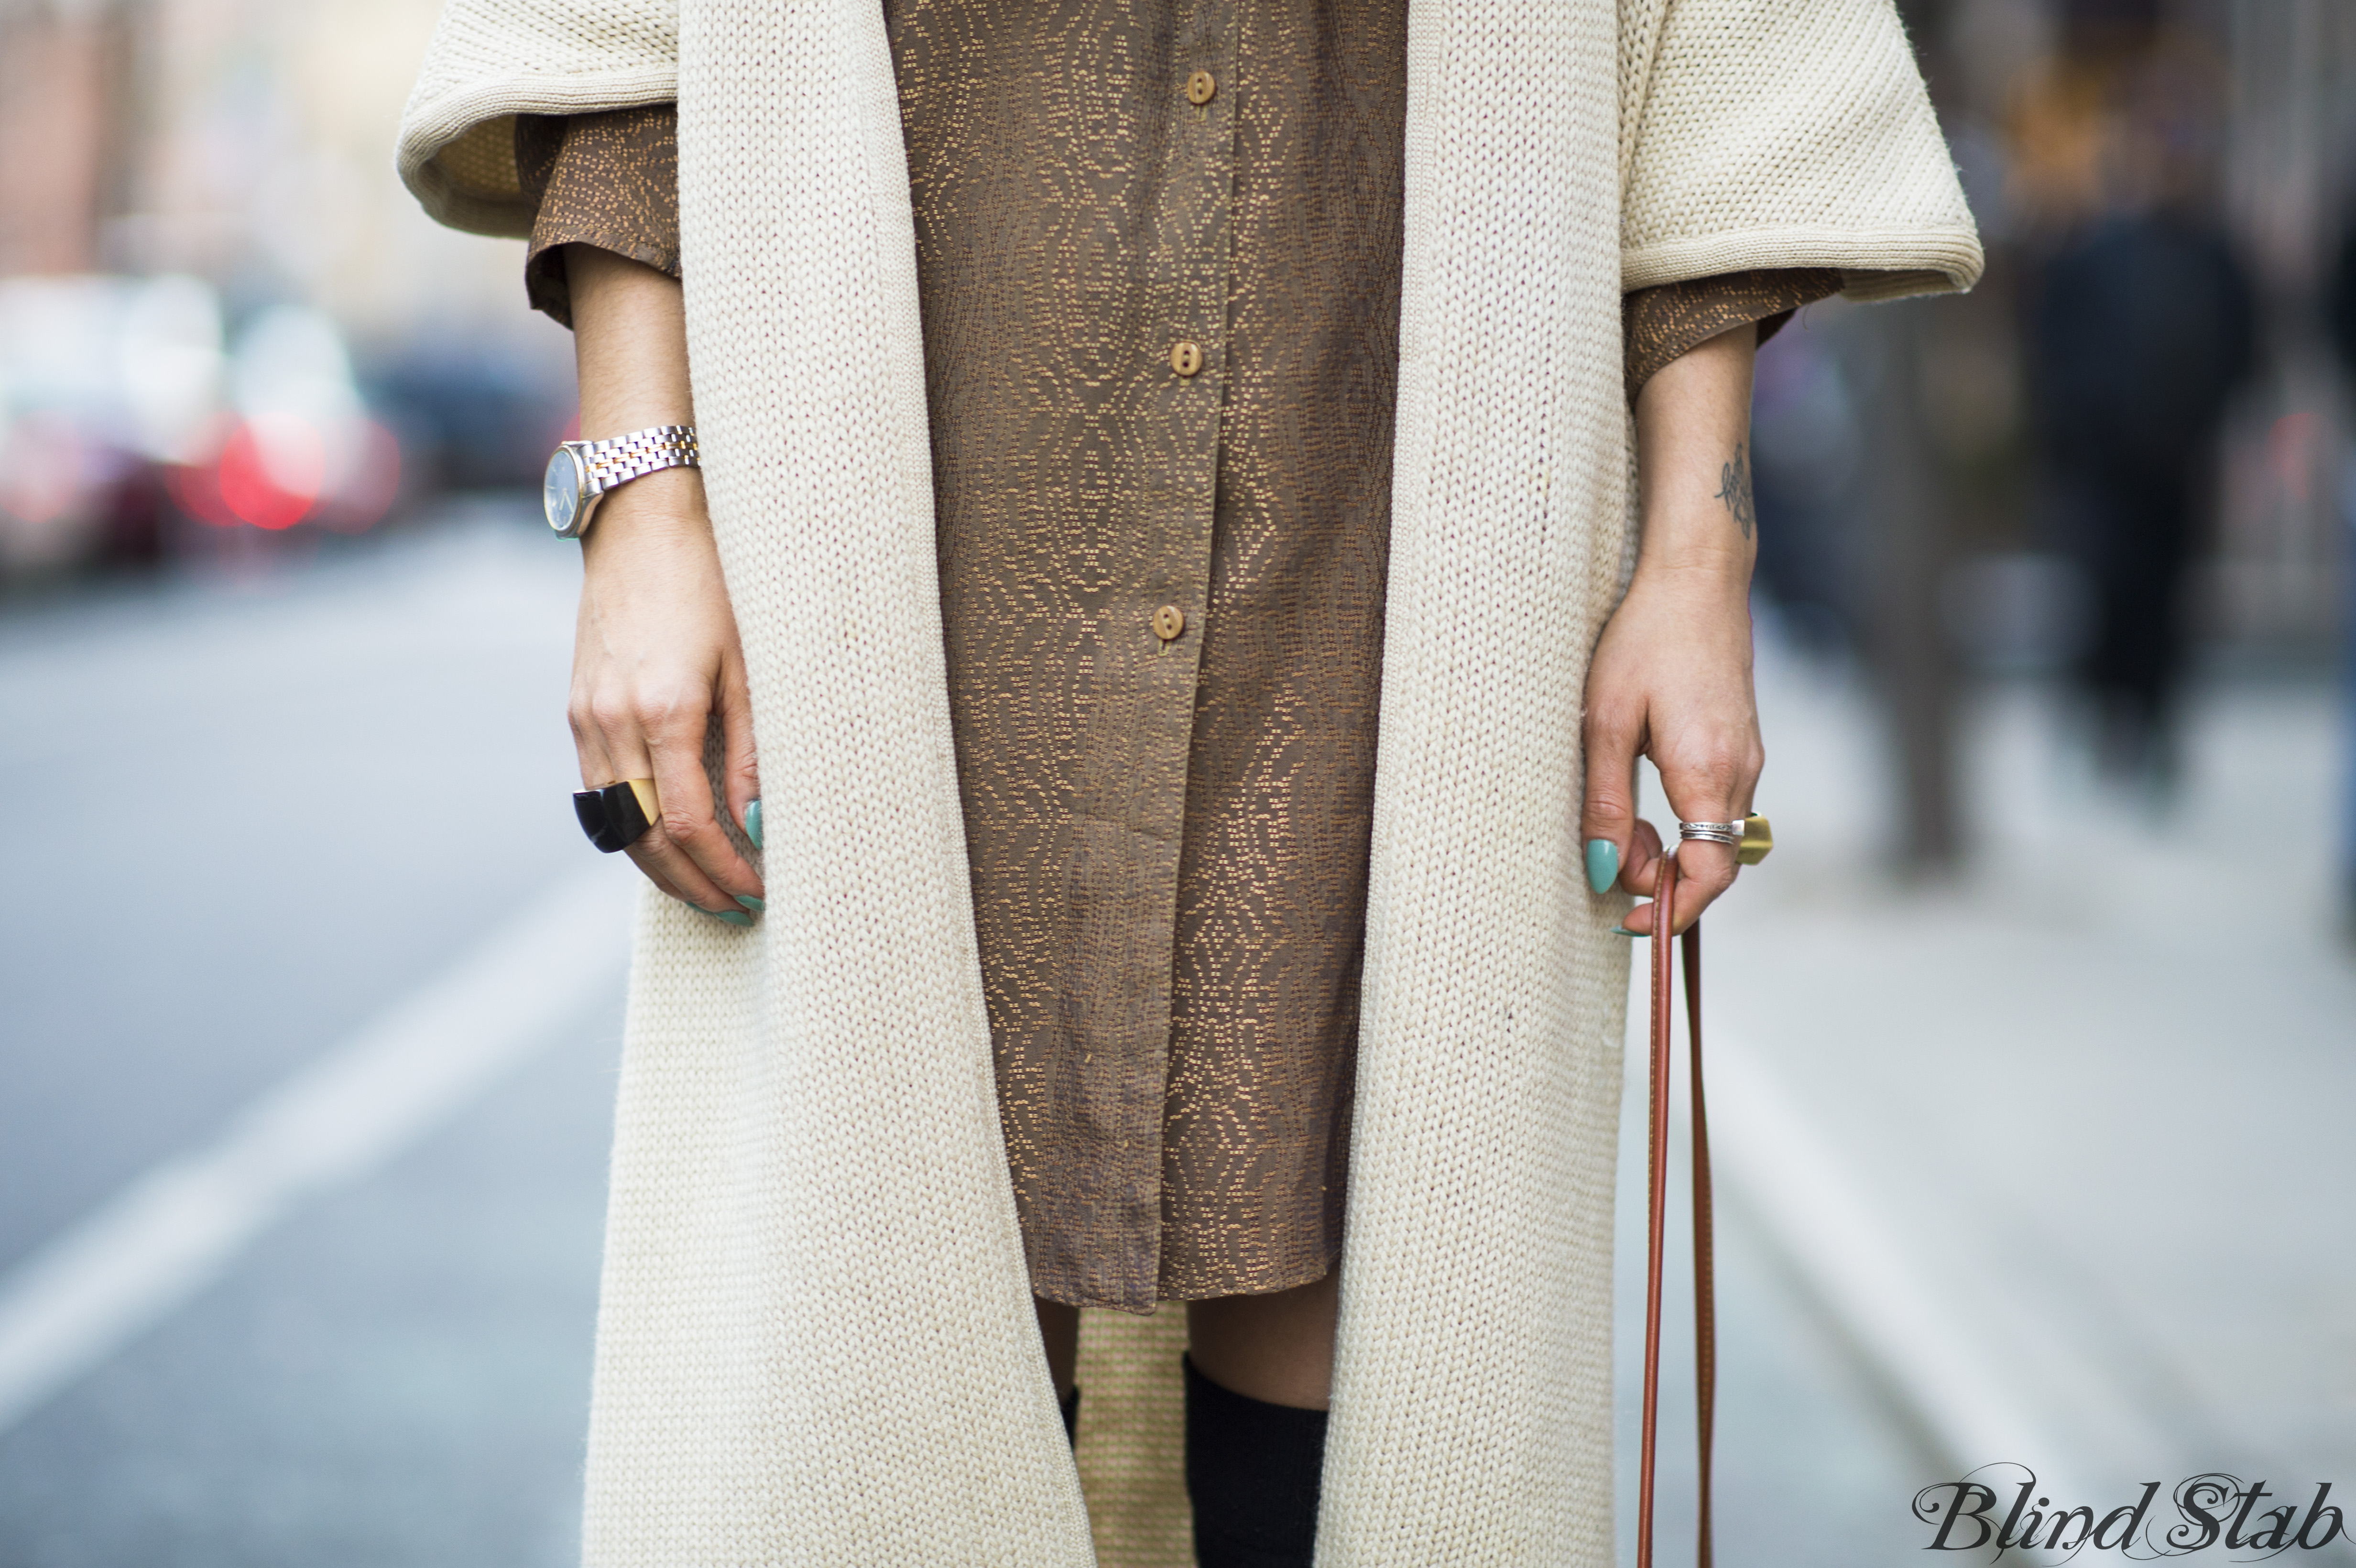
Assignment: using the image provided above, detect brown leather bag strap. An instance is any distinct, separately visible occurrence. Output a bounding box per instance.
[1636,854,1715,1568]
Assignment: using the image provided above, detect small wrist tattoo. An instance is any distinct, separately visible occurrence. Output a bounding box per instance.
[1713,442,1755,541]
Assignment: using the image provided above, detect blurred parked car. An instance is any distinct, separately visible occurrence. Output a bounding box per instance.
[0,275,478,584]
[362,342,575,497]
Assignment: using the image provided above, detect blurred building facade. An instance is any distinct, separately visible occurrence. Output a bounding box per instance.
[0,0,572,581]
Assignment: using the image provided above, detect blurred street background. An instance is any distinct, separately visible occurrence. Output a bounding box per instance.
[0,0,2351,1564]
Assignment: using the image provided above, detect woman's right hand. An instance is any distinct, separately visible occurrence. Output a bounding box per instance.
[563,243,763,919]
[571,467,764,917]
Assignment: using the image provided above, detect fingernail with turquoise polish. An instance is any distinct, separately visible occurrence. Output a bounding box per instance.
[694,906,753,927]
[1609,925,1640,938]
[736,895,765,914]
[743,798,763,850]
[1585,838,1620,895]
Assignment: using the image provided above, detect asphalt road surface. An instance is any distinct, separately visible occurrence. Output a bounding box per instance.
[0,509,1973,1567]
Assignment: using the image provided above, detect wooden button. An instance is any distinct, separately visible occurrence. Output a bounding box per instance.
[1153,604,1186,641]
[1186,70,1216,106]
[1169,340,1203,377]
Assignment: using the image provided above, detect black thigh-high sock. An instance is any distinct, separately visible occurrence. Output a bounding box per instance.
[1183,1353,1329,1568]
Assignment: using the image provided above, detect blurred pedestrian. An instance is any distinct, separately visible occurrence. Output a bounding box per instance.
[2019,9,2255,794]
[2029,207,2252,790]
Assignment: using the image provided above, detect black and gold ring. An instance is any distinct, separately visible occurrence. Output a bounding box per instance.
[574,778,660,853]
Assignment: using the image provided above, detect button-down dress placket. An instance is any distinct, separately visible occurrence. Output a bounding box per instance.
[1065,0,1242,1308]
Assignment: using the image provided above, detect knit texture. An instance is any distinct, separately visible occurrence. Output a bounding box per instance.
[1616,0,1981,297]
[396,0,678,236]
[1075,1309,1195,1566]
[396,1,1979,1562]
[1184,1354,1330,1566]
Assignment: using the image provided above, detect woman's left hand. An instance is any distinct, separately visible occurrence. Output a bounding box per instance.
[1580,323,1767,936]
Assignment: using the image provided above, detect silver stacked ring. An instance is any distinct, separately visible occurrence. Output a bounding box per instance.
[1676,819,1745,848]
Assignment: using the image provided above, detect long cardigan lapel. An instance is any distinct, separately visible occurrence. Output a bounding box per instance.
[599,0,1099,1559]
[1322,0,1632,1558]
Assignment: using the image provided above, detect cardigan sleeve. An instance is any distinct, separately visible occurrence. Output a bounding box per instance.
[1616,0,1982,302]
[514,104,682,329]
[392,0,677,240]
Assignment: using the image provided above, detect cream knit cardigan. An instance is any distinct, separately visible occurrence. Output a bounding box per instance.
[399,3,1978,1562]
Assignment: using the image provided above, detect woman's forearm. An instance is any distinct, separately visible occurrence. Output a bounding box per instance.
[560,244,764,919]
[567,246,706,561]
[1580,322,1766,933]
[1631,322,1758,587]
[569,245,694,437]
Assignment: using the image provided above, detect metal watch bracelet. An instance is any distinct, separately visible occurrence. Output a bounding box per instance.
[544,424,700,538]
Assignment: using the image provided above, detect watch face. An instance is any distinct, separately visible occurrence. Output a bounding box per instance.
[543,447,584,534]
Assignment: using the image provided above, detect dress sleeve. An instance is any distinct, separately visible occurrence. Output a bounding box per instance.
[513,103,682,329]
[1622,267,1841,399]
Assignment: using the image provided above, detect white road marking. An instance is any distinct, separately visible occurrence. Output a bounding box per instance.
[0,869,633,1435]
[1703,1029,2181,1491]
[1700,1031,2058,1470]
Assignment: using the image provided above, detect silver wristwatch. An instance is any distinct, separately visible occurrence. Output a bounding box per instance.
[543,424,701,538]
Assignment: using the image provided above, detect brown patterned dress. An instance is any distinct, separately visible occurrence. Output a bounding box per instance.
[515,1,1837,1314]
